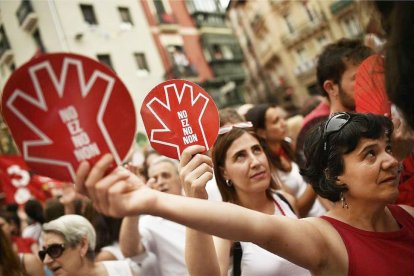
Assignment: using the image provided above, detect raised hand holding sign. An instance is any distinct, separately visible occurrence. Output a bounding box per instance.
[1,53,136,182]
[140,80,219,159]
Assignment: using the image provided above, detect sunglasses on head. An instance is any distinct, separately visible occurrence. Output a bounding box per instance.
[218,121,253,135]
[323,112,351,151]
[38,243,65,261]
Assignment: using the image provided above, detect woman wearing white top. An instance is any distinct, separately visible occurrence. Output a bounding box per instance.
[179,124,310,275]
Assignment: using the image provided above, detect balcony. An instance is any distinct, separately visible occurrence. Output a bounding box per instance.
[165,64,198,80]
[192,12,226,28]
[209,59,245,79]
[330,0,354,16]
[156,13,178,32]
[16,0,38,33]
[281,13,328,49]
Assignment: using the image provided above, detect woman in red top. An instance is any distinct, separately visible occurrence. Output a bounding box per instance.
[76,112,414,275]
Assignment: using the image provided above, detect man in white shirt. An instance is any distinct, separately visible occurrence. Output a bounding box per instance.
[119,157,187,276]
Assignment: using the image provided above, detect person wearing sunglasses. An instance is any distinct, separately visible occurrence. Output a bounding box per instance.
[75,111,414,275]
[245,104,327,218]
[40,214,136,275]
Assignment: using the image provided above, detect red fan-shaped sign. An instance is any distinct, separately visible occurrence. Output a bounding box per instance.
[140,79,219,159]
[1,53,137,182]
[355,55,391,116]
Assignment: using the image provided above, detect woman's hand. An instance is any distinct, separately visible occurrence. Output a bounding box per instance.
[179,145,213,199]
[75,154,156,217]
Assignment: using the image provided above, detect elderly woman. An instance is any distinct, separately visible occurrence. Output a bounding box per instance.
[77,112,414,275]
[40,214,135,275]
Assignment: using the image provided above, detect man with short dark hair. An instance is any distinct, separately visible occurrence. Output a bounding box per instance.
[297,38,373,168]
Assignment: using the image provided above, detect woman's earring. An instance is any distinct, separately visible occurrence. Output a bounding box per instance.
[226,179,233,187]
[340,192,349,209]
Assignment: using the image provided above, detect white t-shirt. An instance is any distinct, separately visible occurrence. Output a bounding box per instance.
[138,215,187,276]
[276,162,326,217]
[228,193,310,276]
[101,260,133,276]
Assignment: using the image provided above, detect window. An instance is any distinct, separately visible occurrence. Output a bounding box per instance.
[134,53,149,76]
[295,47,307,64]
[118,7,133,25]
[342,15,361,37]
[97,54,114,71]
[80,4,98,25]
[33,29,46,53]
[211,44,233,60]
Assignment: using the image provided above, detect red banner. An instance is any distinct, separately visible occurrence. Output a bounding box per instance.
[0,155,54,204]
[1,53,137,182]
[140,79,219,159]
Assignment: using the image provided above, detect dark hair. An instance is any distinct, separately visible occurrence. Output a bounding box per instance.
[301,113,393,202]
[44,198,65,223]
[93,214,122,253]
[245,104,295,171]
[316,38,373,97]
[212,128,278,203]
[0,229,26,276]
[374,1,414,130]
[24,199,44,224]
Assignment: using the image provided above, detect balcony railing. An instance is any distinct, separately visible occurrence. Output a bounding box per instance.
[281,12,327,48]
[16,0,38,32]
[192,12,226,28]
[165,64,198,80]
[209,59,245,79]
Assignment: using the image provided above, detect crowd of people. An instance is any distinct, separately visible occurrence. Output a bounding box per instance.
[1,1,414,275]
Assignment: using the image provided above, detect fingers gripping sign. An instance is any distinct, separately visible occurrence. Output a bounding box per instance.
[140,80,219,160]
[179,145,214,199]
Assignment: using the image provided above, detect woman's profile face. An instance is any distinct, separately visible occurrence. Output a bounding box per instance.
[337,137,400,203]
[263,107,287,142]
[42,232,82,275]
[222,132,271,195]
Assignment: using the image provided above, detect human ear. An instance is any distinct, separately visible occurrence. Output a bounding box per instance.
[221,166,229,180]
[323,80,338,98]
[80,237,89,257]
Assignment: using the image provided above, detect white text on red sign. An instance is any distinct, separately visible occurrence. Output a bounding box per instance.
[59,106,101,162]
[177,110,198,145]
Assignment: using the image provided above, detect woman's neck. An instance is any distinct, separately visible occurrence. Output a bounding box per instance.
[328,201,399,232]
[235,191,274,215]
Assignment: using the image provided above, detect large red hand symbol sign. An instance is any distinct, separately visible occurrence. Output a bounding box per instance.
[141,80,219,159]
[1,53,136,182]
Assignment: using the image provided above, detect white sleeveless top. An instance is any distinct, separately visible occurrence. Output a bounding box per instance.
[228,193,310,276]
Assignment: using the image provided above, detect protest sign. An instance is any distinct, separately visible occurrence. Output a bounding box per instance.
[141,79,219,159]
[1,53,136,182]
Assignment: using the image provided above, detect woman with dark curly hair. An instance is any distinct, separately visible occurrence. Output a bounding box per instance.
[77,112,414,275]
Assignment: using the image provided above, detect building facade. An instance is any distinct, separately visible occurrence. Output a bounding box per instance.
[141,0,246,108]
[0,0,167,153]
[227,0,367,110]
